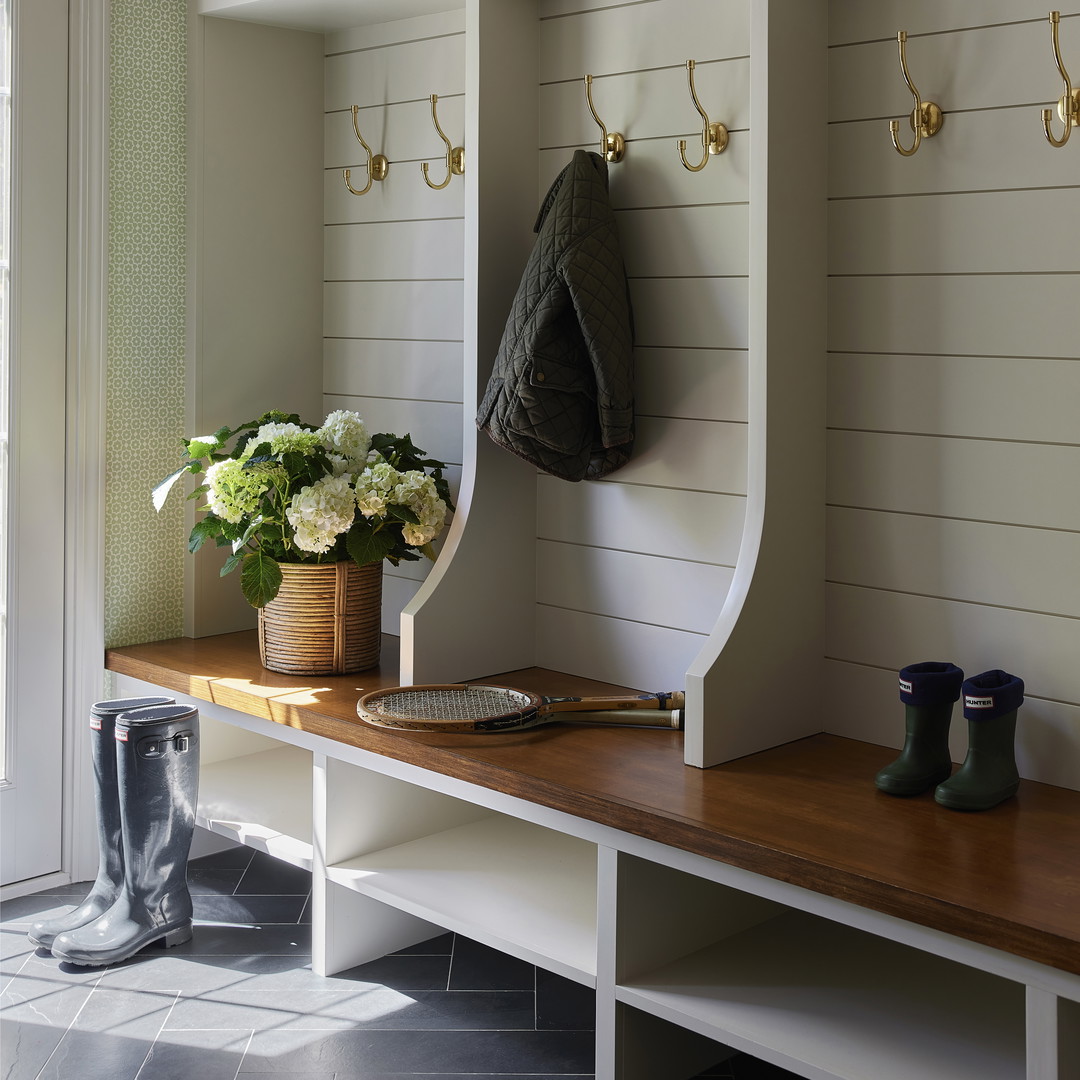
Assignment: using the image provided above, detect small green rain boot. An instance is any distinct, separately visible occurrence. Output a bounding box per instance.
[935,670,1023,811]
[875,661,963,796]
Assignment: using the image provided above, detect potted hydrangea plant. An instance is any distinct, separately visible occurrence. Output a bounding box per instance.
[154,409,453,674]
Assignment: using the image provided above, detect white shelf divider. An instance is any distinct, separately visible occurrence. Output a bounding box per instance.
[197,745,314,870]
[326,814,598,986]
[617,910,1026,1080]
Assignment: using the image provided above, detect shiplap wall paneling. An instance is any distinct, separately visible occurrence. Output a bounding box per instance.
[322,12,466,638]
[533,0,751,693]
[826,5,1080,789]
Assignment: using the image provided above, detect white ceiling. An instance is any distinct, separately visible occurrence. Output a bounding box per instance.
[197,0,464,34]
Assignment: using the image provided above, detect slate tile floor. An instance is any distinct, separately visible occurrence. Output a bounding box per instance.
[2,848,797,1080]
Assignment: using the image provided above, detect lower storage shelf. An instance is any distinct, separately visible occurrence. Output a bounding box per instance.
[326,814,598,986]
[617,910,1026,1080]
[197,745,314,870]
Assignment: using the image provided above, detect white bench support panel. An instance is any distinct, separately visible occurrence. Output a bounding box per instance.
[685,0,828,766]
[401,0,540,684]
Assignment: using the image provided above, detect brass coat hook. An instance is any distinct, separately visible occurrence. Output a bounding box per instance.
[583,75,625,162]
[343,106,389,196]
[889,31,943,156]
[421,94,464,189]
[1042,11,1079,148]
[677,59,729,171]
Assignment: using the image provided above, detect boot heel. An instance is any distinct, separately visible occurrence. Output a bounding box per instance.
[160,923,193,949]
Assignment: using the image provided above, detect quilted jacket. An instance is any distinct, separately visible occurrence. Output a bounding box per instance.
[476,150,634,482]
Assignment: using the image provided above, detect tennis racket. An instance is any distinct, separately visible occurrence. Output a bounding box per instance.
[356,684,684,733]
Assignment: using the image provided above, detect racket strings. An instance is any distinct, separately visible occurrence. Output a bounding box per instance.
[365,686,533,722]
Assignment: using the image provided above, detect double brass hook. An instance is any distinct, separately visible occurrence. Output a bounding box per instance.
[677,60,729,171]
[1043,11,1079,147]
[583,75,626,162]
[889,31,944,156]
[342,106,389,196]
[421,94,465,189]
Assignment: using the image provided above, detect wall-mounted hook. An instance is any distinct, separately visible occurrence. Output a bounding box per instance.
[342,106,389,196]
[421,94,465,189]
[677,60,729,171]
[583,75,625,162]
[888,31,943,156]
[1042,11,1079,148]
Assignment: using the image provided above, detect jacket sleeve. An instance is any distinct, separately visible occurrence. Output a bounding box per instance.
[559,223,635,450]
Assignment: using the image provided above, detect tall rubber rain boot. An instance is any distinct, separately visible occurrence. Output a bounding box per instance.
[28,696,174,951]
[52,703,200,966]
[935,670,1024,811]
[874,662,963,796]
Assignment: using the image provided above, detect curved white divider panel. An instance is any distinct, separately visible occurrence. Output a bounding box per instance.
[685,0,827,767]
[402,0,540,685]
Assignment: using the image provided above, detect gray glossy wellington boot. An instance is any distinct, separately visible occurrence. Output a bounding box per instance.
[874,662,963,796]
[28,696,174,950]
[52,703,200,966]
[935,670,1024,811]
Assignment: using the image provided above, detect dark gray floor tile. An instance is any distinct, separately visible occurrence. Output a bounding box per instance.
[239,1074,334,1080]
[166,987,535,1032]
[100,952,321,994]
[390,931,453,956]
[33,987,178,1080]
[1,928,37,969]
[535,967,595,1030]
[334,952,451,991]
[0,893,85,927]
[187,867,245,895]
[191,894,309,924]
[134,1029,252,1080]
[241,1028,594,1074]
[236,851,312,896]
[448,936,533,991]
[189,846,254,871]
[170,922,311,956]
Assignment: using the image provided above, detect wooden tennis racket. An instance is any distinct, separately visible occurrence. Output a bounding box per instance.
[356,684,684,733]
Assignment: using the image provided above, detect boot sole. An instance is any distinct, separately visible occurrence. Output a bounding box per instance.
[934,782,1019,811]
[875,766,952,797]
[53,921,193,967]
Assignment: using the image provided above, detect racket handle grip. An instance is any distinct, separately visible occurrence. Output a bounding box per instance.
[569,709,683,730]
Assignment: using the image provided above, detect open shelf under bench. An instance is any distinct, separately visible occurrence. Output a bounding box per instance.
[106,630,1080,982]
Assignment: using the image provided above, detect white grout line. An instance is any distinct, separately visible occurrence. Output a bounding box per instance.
[132,990,183,1080]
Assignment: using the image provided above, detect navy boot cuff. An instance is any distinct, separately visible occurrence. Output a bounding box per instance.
[898,661,964,707]
[963,669,1024,721]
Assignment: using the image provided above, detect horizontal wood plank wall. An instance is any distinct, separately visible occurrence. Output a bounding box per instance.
[323,12,466,635]
[534,0,749,690]
[826,2,1080,789]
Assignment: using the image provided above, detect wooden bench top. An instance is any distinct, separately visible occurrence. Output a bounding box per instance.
[106,631,1080,979]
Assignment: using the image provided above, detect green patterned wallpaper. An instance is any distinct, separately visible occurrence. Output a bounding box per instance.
[104,0,187,647]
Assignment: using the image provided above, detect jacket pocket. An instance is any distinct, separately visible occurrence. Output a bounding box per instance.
[525,349,595,399]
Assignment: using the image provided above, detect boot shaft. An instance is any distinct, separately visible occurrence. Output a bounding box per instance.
[114,704,200,919]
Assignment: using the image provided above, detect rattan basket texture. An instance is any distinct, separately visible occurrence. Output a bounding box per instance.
[258,560,382,675]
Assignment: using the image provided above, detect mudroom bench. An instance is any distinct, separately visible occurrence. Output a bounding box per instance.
[106,632,1080,1080]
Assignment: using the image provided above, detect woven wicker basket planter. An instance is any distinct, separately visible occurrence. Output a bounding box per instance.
[258,561,382,675]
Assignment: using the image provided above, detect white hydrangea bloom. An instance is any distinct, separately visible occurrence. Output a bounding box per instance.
[286,474,357,553]
[354,461,402,520]
[244,422,321,458]
[318,410,370,464]
[205,459,270,524]
[327,453,353,477]
[393,470,448,547]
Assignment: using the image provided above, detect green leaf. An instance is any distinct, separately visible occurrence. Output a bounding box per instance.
[240,552,283,608]
[152,467,187,512]
[385,503,420,525]
[346,521,395,566]
[186,483,210,501]
[220,551,244,577]
[188,516,222,554]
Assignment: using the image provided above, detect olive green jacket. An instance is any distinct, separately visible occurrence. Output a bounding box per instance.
[476,150,634,482]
